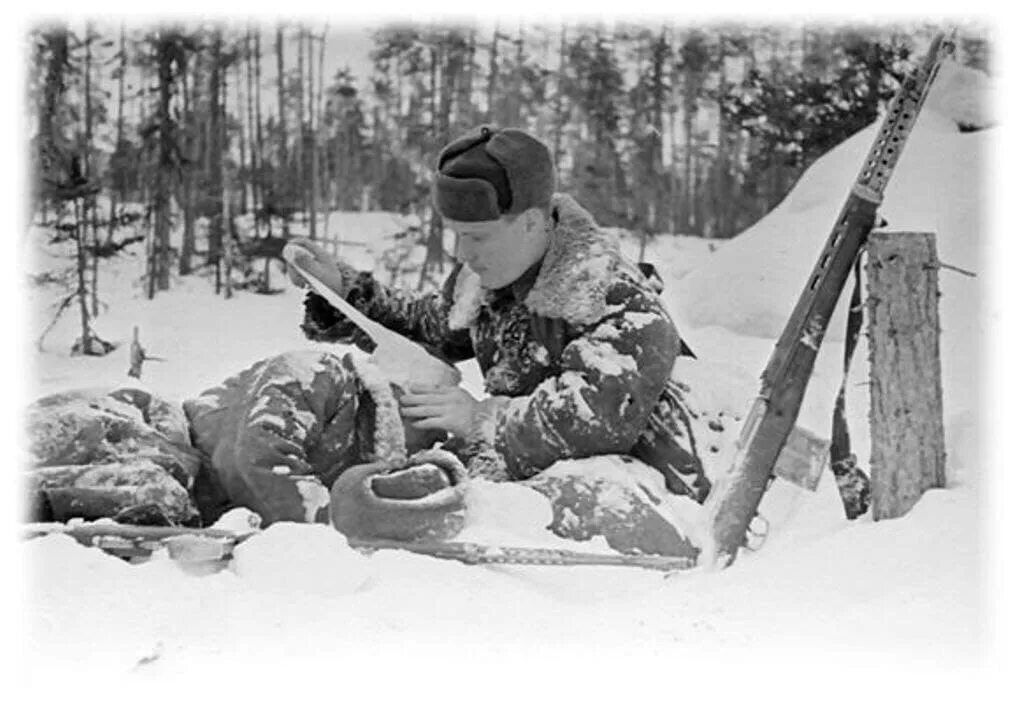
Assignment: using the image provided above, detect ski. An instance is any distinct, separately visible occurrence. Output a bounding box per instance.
[704,32,956,567]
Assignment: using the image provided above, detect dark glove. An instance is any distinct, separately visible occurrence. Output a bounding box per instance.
[301,291,376,351]
[330,449,468,542]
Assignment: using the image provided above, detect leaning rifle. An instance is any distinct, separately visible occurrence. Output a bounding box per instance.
[704,32,956,567]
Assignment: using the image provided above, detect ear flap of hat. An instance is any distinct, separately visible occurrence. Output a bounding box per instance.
[485,129,555,216]
[432,173,502,222]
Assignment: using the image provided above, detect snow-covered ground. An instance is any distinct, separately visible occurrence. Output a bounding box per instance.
[12,61,1016,699]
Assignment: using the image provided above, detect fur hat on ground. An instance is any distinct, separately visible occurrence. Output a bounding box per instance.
[432,125,555,222]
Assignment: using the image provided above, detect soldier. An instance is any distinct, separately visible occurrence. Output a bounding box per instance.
[292,125,709,502]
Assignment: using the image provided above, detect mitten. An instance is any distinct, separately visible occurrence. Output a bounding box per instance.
[330,449,468,542]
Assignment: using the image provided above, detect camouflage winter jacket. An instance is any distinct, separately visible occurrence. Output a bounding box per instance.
[25,387,202,525]
[303,194,711,502]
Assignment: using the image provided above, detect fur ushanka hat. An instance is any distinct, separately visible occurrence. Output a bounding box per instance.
[432,125,555,222]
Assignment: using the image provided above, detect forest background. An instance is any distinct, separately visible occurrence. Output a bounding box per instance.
[22,17,992,353]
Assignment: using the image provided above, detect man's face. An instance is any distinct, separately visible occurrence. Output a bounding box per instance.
[446,208,550,289]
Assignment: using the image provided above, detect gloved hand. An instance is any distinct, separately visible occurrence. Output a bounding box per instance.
[284,238,359,299]
[330,449,469,542]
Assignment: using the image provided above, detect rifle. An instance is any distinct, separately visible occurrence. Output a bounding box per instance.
[22,522,698,571]
[22,522,257,563]
[704,32,956,567]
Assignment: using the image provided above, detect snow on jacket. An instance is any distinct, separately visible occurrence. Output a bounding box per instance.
[183,350,425,526]
[25,387,202,525]
[301,193,711,502]
[23,351,450,529]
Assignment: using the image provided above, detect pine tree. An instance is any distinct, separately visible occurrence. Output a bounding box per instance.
[566,26,627,227]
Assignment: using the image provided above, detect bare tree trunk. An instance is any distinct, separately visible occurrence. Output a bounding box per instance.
[179,51,196,276]
[223,188,234,300]
[107,23,127,245]
[652,27,669,233]
[209,30,225,296]
[73,198,95,353]
[456,29,475,130]
[712,35,729,240]
[275,23,289,237]
[236,50,249,215]
[335,116,345,218]
[135,59,148,202]
[35,26,70,219]
[391,55,402,149]
[667,30,680,234]
[82,27,92,162]
[429,42,438,142]
[82,24,101,316]
[245,27,258,222]
[153,30,175,293]
[692,167,705,237]
[419,39,443,290]
[511,22,525,126]
[486,24,499,119]
[421,35,457,290]
[222,37,235,299]
[553,23,568,177]
[316,27,329,240]
[307,28,317,239]
[220,45,232,292]
[682,74,695,234]
[867,232,947,520]
[296,26,306,229]
[254,29,265,219]
[439,38,457,145]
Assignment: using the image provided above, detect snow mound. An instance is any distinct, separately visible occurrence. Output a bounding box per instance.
[230,523,372,595]
[675,62,987,345]
[927,61,995,130]
[675,117,983,342]
[458,478,556,547]
[27,533,134,582]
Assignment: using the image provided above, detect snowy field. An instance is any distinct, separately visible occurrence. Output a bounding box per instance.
[11,61,1018,700]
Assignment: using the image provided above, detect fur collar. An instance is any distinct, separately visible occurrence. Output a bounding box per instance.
[448,193,620,330]
[347,354,408,466]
